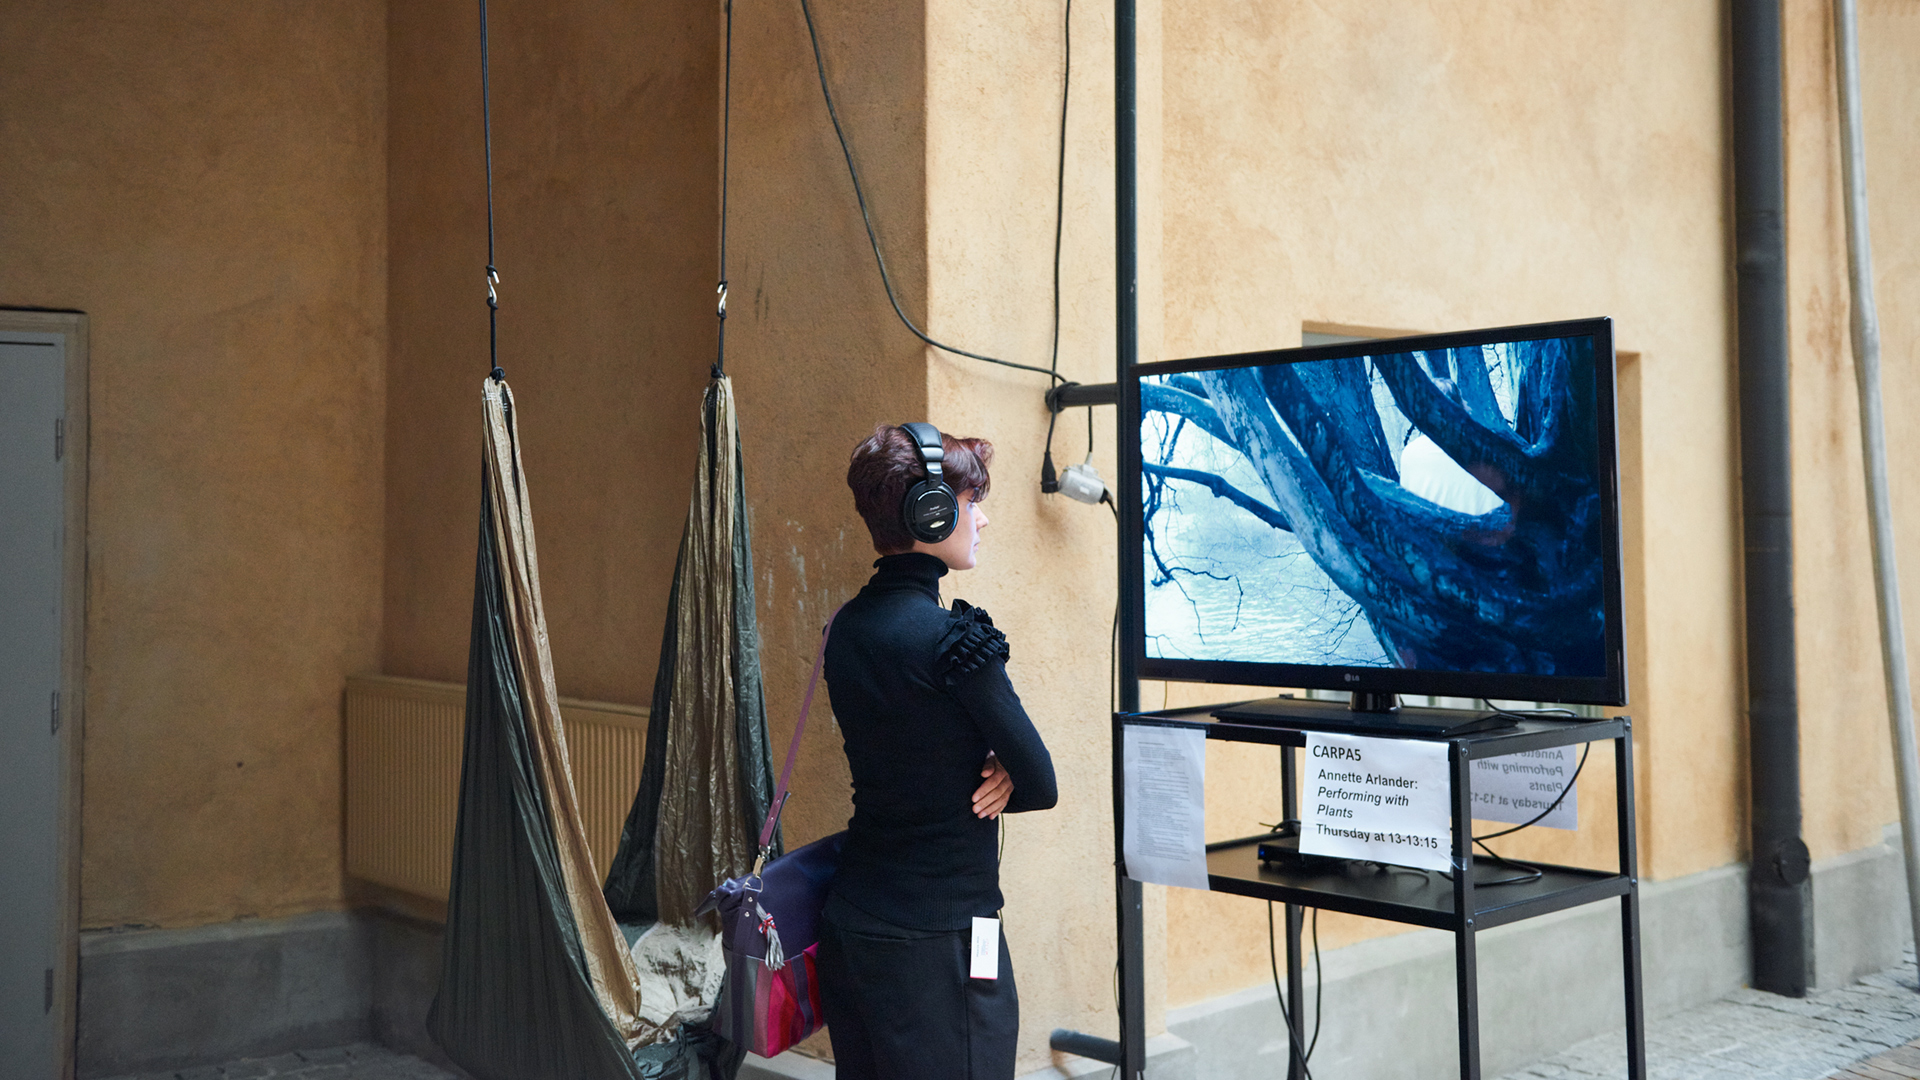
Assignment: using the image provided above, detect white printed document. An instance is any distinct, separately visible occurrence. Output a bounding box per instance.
[1122,724,1210,890]
[1300,731,1451,872]
[1470,746,1578,830]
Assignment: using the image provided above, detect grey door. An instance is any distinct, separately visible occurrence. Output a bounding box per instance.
[0,336,65,1078]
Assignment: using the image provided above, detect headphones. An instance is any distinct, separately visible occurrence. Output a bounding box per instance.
[899,422,960,544]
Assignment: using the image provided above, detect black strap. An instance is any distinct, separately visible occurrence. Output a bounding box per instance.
[715,0,734,378]
[479,0,503,383]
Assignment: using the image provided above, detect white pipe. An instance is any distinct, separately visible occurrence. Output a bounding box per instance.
[1834,0,1920,958]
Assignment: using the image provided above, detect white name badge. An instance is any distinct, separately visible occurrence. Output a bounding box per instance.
[969,917,1001,980]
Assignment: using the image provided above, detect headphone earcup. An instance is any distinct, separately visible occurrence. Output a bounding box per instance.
[903,479,959,544]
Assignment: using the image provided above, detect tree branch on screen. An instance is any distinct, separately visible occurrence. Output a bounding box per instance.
[1140,338,1605,677]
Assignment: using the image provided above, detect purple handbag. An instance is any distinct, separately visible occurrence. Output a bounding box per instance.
[697,607,845,1056]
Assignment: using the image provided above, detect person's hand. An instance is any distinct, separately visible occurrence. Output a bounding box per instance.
[972,753,1013,819]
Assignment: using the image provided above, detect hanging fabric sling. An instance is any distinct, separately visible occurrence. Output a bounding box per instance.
[601,0,781,937]
[602,375,779,930]
[429,378,654,1080]
[432,375,746,1080]
[426,2,752,1077]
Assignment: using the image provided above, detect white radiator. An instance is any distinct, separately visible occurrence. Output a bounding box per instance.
[343,674,648,902]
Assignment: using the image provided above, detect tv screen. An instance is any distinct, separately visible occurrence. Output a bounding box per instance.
[1122,317,1626,707]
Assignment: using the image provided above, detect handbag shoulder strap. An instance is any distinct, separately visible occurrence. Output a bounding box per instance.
[757,603,846,855]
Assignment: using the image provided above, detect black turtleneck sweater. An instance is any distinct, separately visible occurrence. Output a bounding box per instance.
[821,552,1057,932]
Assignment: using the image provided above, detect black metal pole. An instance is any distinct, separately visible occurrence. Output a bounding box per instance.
[1450,744,1482,1080]
[1280,746,1304,1080]
[1616,725,1648,1080]
[1731,0,1811,997]
[1114,0,1145,1076]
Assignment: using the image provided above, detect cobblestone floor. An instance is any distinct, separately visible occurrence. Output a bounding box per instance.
[98,1043,457,1080]
[1498,950,1920,1080]
[1830,1039,1920,1080]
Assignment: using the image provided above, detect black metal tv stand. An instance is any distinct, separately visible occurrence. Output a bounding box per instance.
[1113,703,1646,1080]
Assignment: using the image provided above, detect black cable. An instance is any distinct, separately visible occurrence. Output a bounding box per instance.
[1040,408,1062,492]
[478,0,503,383]
[1479,700,1580,721]
[1470,841,1546,885]
[1307,907,1323,1061]
[1038,0,1075,491]
[1445,729,1590,887]
[1049,0,1071,380]
[1267,903,1316,1080]
[1474,741,1590,842]
[795,0,1066,385]
[714,0,734,377]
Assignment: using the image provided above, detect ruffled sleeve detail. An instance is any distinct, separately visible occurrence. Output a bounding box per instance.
[934,599,1010,687]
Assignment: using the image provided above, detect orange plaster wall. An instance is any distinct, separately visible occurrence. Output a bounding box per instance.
[724,0,932,857]
[0,1,388,927]
[1788,0,1920,862]
[1859,6,1920,766]
[922,0,1170,1057]
[382,0,719,707]
[1158,0,1735,1006]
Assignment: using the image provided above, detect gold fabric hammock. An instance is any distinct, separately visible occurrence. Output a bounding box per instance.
[475,378,647,1039]
[602,374,779,930]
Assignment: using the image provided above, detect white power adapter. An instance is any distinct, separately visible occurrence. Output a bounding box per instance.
[1058,460,1109,505]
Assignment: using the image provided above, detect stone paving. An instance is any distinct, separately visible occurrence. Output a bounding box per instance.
[1830,1040,1920,1080]
[96,952,1920,1080]
[97,1043,458,1080]
[1498,950,1920,1080]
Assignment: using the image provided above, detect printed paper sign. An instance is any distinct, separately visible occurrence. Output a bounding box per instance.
[1469,747,1578,830]
[1300,732,1451,872]
[1122,724,1210,890]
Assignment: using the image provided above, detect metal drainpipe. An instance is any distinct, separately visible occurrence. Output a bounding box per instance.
[1834,0,1920,959]
[1732,0,1812,996]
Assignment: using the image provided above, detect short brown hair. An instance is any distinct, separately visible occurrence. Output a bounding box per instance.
[847,424,994,554]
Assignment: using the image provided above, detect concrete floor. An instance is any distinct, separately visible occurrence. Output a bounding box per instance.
[95,1044,457,1080]
[98,950,1920,1080]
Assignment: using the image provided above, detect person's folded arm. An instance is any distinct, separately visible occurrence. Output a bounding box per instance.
[953,660,1056,813]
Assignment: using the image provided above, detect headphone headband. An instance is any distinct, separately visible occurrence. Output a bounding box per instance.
[901,421,945,479]
[898,422,959,545]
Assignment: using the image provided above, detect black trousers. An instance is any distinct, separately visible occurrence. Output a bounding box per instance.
[816,911,1018,1080]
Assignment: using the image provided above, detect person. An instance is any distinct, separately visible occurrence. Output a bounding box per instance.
[816,422,1058,1080]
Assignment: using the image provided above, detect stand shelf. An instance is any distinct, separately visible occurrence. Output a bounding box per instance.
[1204,841,1630,932]
[1114,706,1647,1080]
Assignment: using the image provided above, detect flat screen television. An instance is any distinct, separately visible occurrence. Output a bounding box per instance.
[1121,317,1626,726]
